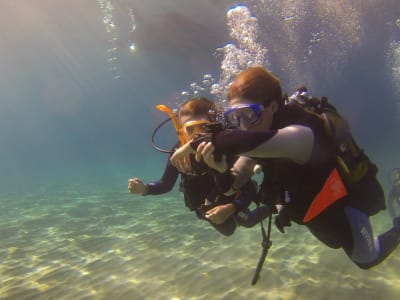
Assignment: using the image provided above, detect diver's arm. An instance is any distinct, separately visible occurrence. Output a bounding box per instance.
[205,177,258,223]
[241,126,313,164]
[145,159,180,195]
[216,156,256,197]
[199,147,254,195]
[210,157,257,218]
[209,125,314,165]
[196,143,256,195]
[231,156,257,191]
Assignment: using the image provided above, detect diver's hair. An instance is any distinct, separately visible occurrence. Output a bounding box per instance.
[228,67,283,108]
[178,97,218,122]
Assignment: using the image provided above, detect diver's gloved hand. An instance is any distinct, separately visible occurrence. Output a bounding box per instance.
[275,214,291,233]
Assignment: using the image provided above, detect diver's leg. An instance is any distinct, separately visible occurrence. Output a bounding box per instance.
[236,205,271,228]
[387,184,400,218]
[344,206,400,269]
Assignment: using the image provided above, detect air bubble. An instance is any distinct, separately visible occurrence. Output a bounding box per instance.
[212,4,268,104]
[129,9,136,32]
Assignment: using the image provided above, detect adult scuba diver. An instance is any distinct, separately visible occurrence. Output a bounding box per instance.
[171,67,400,271]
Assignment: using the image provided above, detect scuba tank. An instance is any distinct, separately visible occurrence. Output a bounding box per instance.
[287,87,372,186]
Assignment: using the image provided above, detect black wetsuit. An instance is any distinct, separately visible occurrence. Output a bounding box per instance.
[200,104,399,267]
[145,152,268,236]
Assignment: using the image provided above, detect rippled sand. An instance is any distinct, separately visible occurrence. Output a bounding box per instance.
[0,185,399,300]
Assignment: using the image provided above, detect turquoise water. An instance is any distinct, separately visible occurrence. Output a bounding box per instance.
[1,0,400,299]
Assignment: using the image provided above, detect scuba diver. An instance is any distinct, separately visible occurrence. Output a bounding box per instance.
[128,97,270,236]
[171,67,400,269]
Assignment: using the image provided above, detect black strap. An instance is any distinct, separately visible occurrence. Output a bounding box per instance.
[251,211,272,285]
[151,117,175,154]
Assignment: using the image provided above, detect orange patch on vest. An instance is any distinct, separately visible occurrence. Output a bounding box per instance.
[303,168,348,223]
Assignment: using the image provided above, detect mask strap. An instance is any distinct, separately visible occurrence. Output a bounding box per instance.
[156,104,187,145]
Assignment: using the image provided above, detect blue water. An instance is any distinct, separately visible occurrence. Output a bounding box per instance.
[0,0,400,299]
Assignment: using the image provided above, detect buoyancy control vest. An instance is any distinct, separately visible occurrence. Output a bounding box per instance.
[286,87,374,187]
[180,154,237,218]
[260,87,381,224]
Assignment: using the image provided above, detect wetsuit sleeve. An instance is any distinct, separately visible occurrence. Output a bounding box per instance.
[211,129,278,156]
[192,126,313,164]
[146,157,179,195]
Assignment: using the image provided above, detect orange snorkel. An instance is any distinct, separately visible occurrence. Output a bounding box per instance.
[155,104,187,145]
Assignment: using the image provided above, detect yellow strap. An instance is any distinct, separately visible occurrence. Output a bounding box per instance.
[155,104,187,145]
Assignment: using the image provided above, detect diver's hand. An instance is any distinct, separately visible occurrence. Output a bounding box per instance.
[170,141,195,173]
[128,178,148,194]
[205,203,236,224]
[195,141,228,173]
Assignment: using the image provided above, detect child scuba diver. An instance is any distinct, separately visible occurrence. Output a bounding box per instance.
[128,97,270,236]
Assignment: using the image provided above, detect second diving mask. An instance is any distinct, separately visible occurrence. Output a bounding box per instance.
[182,119,212,139]
[151,104,222,154]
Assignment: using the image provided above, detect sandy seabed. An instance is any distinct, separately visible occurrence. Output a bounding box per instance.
[0,183,399,300]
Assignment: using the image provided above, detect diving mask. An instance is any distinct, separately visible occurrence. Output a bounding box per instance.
[224,103,264,129]
[182,119,211,139]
